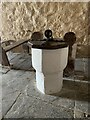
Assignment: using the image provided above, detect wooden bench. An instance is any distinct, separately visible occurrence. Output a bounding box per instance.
[0,39,30,67]
[0,32,44,68]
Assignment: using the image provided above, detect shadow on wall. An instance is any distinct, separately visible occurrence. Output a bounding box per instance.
[76,45,90,58]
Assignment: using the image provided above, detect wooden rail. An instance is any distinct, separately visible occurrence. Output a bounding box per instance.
[1,39,30,66]
[4,39,30,52]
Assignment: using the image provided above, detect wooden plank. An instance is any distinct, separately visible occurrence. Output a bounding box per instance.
[10,53,26,65]
[7,52,18,61]
[18,56,32,69]
[16,55,35,71]
[9,53,30,68]
[4,39,30,52]
[9,53,34,71]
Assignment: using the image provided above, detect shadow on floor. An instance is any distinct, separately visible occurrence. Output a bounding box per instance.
[52,80,90,102]
[7,53,89,102]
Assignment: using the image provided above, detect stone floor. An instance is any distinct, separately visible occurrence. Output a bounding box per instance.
[0,53,90,119]
[0,67,90,119]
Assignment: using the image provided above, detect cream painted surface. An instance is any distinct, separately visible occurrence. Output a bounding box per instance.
[32,47,68,94]
[42,48,68,73]
[32,49,42,72]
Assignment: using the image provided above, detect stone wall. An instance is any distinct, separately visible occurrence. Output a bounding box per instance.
[1,2,88,43]
[1,2,89,57]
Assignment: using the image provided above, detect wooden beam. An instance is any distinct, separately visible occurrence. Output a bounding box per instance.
[4,39,30,52]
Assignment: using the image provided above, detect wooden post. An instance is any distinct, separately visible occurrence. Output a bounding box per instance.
[63,32,76,77]
[1,47,10,66]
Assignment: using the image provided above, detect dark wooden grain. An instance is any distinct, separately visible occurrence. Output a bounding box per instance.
[4,39,30,52]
